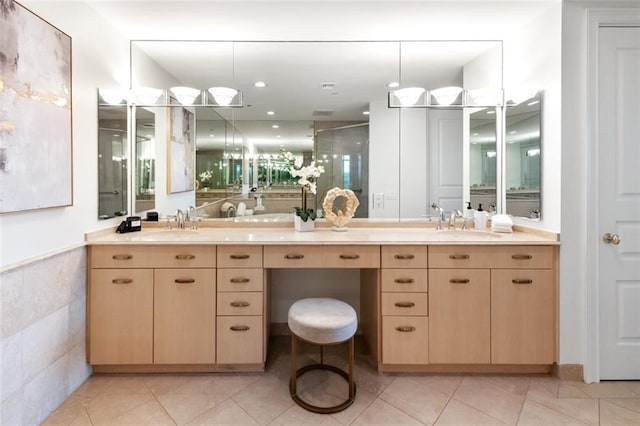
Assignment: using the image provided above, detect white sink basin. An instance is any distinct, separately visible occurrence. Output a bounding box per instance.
[437,230,503,239]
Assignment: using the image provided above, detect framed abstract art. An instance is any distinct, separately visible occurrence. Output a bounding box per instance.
[0,0,73,213]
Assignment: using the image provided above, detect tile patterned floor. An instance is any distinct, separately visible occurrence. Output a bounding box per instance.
[43,337,640,425]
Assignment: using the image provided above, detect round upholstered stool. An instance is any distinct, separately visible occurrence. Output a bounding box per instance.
[288,298,357,414]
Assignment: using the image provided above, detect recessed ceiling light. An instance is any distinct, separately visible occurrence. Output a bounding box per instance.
[209,134,215,137]
[387,81,400,88]
[272,124,279,129]
[473,133,479,136]
[254,81,267,88]
[266,111,275,115]
[321,82,336,90]
[276,135,281,138]
[362,111,370,115]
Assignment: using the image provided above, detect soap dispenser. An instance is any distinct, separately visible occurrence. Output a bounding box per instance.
[474,203,487,230]
[464,202,474,220]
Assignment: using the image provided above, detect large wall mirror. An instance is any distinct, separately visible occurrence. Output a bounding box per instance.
[98,40,509,221]
[97,102,128,219]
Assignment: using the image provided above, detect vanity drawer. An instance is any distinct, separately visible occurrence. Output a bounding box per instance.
[217,292,263,316]
[321,245,380,268]
[488,246,555,269]
[217,316,263,364]
[428,246,493,268]
[91,245,216,269]
[381,245,428,268]
[264,245,321,268]
[381,269,428,292]
[382,316,429,365]
[217,269,264,292]
[381,292,428,316]
[217,245,263,268]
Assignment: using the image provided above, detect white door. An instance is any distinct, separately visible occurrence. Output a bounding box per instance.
[598,26,640,380]
[429,109,463,213]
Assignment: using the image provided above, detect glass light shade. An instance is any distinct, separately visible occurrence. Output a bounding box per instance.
[208,87,238,106]
[507,86,539,105]
[99,88,127,105]
[132,87,163,105]
[169,86,200,105]
[393,87,426,106]
[467,88,503,106]
[431,86,463,105]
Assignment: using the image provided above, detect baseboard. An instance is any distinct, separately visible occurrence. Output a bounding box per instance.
[552,364,584,381]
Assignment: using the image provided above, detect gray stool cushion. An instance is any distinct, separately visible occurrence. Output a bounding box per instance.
[288,298,357,344]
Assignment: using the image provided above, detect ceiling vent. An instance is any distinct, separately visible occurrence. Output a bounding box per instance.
[312,109,335,117]
[321,83,336,90]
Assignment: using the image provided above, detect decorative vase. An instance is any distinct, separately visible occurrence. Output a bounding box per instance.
[294,215,315,232]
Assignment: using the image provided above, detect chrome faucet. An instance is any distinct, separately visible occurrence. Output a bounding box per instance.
[175,209,185,229]
[431,203,445,230]
[448,210,463,230]
[185,205,197,230]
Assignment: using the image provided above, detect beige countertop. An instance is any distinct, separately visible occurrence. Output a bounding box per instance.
[86,224,559,246]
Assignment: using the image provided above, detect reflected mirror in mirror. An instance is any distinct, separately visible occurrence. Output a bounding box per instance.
[134,107,156,213]
[98,104,128,220]
[505,93,541,219]
[129,40,502,220]
[469,108,497,213]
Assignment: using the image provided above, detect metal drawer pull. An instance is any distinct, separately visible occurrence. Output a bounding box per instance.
[285,254,304,259]
[396,326,416,333]
[394,278,415,284]
[395,301,415,308]
[512,279,533,284]
[449,254,470,260]
[175,254,195,260]
[230,254,250,259]
[112,278,133,284]
[230,301,250,307]
[230,325,250,332]
[339,254,360,260]
[450,278,470,284]
[394,254,415,260]
[512,254,532,260]
[112,254,133,260]
[175,278,195,284]
[230,278,250,283]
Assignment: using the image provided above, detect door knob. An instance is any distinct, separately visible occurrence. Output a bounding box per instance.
[602,233,621,245]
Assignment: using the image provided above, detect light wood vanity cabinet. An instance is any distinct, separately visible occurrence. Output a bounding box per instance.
[427,245,556,366]
[88,245,216,366]
[380,246,429,365]
[216,245,265,365]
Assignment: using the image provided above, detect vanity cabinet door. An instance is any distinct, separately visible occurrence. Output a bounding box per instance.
[491,269,555,364]
[89,269,153,365]
[428,269,491,364]
[217,316,263,364]
[153,269,216,364]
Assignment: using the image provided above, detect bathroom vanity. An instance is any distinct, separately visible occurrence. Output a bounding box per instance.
[85,224,558,374]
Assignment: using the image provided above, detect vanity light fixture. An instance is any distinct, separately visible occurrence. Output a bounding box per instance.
[99,88,128,105]
[131,87,164,105]
[466,88,503,107]
[431,86,463,106]
[207,87,240,106]
[169,86,200,105]
[390,87,427,107]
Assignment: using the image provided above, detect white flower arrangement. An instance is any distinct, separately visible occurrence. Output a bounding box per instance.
[199,170,213,183]
[281,152,325,221]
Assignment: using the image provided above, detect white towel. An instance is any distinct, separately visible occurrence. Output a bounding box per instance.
[491,214,513,233]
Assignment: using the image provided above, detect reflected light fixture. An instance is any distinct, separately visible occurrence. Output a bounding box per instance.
[267,111,275,116]
[526,148,541,157]
[362,111,370,115]
[486,151,497,158]
[208,87,238,106]
[272,124,279,129]
[132,87,163,105]
[254,81,267,88]
[170,86,200,105]
[394,87,426,106]
[467,88,503,106]
[99,88,127,105]
[431,86,463,105]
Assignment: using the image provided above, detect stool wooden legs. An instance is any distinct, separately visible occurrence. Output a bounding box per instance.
[289,334,356,414]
